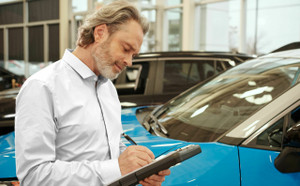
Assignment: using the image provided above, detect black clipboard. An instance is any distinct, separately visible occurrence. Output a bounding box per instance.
[107,144,201,186]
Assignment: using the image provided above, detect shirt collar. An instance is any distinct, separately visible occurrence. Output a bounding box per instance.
[62,49,98,80]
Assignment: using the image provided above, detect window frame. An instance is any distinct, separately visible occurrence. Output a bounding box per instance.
[242,100,300,151]
[114,64,143,95]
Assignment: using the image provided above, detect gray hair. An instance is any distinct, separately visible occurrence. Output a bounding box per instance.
[76,0,149,47]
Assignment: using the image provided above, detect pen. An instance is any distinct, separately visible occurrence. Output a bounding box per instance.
[122,133,137,145]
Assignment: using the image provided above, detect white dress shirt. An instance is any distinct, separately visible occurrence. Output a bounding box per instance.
[15,49,127,186]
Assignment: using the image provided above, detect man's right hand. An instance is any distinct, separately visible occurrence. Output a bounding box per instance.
[118,145,155,175]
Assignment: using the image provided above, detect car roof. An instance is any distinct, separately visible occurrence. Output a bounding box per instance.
[270,42,300,53]
[134,51,255,60]
[263,48,300,59]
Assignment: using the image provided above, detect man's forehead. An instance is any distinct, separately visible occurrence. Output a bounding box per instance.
[117,21,144,51]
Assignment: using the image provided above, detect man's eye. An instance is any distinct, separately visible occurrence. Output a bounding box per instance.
[124,47,130,52]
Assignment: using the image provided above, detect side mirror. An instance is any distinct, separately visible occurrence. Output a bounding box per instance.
[284,123,300,146]
[275,123,300,173]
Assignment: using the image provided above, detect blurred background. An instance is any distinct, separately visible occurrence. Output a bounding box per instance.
[0,0,299,78]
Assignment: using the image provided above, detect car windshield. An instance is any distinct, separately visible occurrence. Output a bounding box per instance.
[149,56,300,142]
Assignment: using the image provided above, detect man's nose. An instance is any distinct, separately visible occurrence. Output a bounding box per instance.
[124,55,133,67]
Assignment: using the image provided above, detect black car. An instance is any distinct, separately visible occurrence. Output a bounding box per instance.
[114,51,254,107]
[0,51,253,134]
[0,87,19,135]
[0,67,25,91]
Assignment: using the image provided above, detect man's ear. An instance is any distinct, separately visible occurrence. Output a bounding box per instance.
[94,24,108,43]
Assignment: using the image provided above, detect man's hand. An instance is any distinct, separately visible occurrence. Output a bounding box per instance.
[118,145,155,175]
[139,169,171,186]
[118,145,171,185]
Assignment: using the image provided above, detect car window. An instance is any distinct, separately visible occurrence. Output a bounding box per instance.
[253,104,300,149]
[151,58,300,142]
[114,63,149,95]
[222,60,237,69]
[162,60,216,94]
[256,118,284,148]
[290,106,300,127]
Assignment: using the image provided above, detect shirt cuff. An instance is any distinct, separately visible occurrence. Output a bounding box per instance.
[100,159,122,184]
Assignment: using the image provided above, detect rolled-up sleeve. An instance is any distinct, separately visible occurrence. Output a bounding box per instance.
[15,79,122,186]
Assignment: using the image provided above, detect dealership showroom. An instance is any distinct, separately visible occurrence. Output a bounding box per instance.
[0,0,300,185]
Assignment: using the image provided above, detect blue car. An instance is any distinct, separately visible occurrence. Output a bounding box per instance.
[120,48,300,185]
[0,48,300,185]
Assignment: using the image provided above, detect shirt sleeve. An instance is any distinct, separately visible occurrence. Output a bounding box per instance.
[119,137,127,155]
[15,79,122,186]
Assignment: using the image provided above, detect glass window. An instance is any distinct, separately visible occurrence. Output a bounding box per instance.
[246,0,300,55]
[29,26,43,62]
[8,28,23,60]
[114,63,149,95]
[163,60,215,94]
[49,24,59,62]
[254,104,300,149]
[166,8,182,51]
[141,9,156,52]
[222,60,237,69]
[72,0,88,12]
[195,1,233,51]
[152,58,300,142]
[28,26,44,75]
[0,2,23,24]
[290,106,300,128]
[8,27,24,75]
[28,0,59,22]
[140,0,156,5]
[256,118,284,148]
[167,0,182,6]
[0,29,3,68]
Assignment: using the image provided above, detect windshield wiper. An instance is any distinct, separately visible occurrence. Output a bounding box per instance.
[142,105,169,137]
[149,114,169,137]
[142,105,163,132]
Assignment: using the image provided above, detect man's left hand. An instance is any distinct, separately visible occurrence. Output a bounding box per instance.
[139,169,171,186]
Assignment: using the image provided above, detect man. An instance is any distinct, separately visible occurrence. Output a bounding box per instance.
[15,1,170,185]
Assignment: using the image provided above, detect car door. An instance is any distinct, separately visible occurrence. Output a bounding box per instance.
[238,101,300,186]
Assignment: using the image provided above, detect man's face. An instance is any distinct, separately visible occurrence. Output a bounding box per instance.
[92,20,144,80]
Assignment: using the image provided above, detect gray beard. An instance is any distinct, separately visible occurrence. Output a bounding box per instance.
[92,44,121,80]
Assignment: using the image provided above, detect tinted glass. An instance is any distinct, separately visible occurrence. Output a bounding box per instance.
[29,26,43,62]
[256,118,284,148]
[149,57,300,142]
[163,60,215,93]
[115,63,149,95]
[255,104,300,149]
[49,24,59,62]
[0,29,3,66]
[290,106,300,127]
[28,0,59,22]
[8,27,23,60]
[0,2,23,24]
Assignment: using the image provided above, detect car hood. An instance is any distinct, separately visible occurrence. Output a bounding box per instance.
[0,132,16,179]
[0,107,196,180]
[121,107,192,156]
